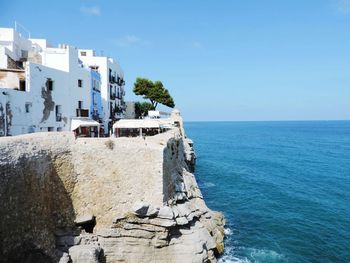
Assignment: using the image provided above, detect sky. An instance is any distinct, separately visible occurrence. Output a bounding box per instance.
[1,0,350,121]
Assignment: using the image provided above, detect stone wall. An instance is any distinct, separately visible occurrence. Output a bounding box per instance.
[0,129,224,263]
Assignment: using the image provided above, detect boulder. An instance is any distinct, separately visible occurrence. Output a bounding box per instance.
[68,245,101,263]
[132,202,159,217]
[176,217,189,226]
[158,206,174,219]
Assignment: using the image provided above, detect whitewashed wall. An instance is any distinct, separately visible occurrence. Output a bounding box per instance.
[78,50,125,131]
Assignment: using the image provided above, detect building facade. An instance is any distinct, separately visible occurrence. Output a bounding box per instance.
[0,27,125,136]
[78,49,126,133]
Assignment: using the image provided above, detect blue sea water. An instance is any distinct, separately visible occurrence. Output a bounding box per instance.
[185,121,350,263]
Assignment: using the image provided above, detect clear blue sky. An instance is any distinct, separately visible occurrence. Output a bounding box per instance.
[1,0,350,121]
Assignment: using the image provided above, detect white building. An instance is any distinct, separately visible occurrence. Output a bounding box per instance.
[78,49,126,132]
[0,27,125,136]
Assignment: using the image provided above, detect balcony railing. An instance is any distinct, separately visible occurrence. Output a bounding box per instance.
[76,109,89,117]
[116,78,125,86]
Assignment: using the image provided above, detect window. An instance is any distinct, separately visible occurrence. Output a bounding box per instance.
[25,102,32,113]
[48,127,54,132]
[19,80,26,91]
[57,127,62,132]
[55,105,62,122]
[78,79,83,88]
[89,65,99,72]
[78,101,83,109]
[46,78,53,91]
[94,79,100,91]
[80,51,87,56]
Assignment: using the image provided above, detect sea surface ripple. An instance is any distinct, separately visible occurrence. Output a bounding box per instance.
[185,121,350,263]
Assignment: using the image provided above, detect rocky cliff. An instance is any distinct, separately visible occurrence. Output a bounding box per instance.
[0,128,224,263]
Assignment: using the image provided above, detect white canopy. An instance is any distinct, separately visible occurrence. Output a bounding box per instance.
[158,119,175,125]
[71,118,100,131]
[113,119,160,129]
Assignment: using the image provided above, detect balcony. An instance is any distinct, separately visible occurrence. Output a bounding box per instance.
[110,93,116,100]
[116,92,122,99]
[116,78,125,86]
[76,109,89,117]
[91,109,101,122]
[109,76,118,84]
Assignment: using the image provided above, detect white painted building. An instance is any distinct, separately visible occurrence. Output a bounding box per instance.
[78,49,126,132]
[0,27,125,136]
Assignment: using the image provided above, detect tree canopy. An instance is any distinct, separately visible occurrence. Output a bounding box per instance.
[134,101,154,119]
[133,78,175,109]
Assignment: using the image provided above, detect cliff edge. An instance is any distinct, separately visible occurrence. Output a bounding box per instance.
[0,128,225,262]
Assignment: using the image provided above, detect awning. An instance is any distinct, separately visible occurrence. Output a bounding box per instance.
[158,119,175,125]
[71,118,100,131]
[113,119,160,129]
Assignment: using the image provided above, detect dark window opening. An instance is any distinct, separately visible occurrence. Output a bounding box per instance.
[46,78,53,91]
[15,61,24,69]
[80,51,87,56]
[78,79,83,88]
[89,65,99,72]
[19,80,26,91]
[110,102,113,117]
[48,127,54,132]
[25,103,31,113]
[78,101,83,109]
[56,105,62,122]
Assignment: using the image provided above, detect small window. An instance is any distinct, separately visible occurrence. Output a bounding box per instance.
[78,79,83,88]
[25,102,32,113]
[80,51,87,56]
[46,78,53,91]
[56,105,62,122]
[78,101,83,109]
[57,127,62,132]
[48,127,54,132]
[19,80,26,91]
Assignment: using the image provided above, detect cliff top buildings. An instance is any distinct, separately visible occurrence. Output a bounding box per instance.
[0,27,125,136]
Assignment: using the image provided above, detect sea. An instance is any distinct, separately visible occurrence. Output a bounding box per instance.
[185,121,350,263]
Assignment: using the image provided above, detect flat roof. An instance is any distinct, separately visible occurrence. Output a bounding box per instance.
[113,119,160,129]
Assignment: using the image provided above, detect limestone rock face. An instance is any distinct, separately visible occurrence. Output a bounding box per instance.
[0,128,225,262]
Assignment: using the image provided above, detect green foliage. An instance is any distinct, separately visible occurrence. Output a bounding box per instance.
[134,101,154,119]
[133,78,175,109]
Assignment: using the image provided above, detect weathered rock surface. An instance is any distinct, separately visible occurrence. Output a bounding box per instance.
[0,127,225,262]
